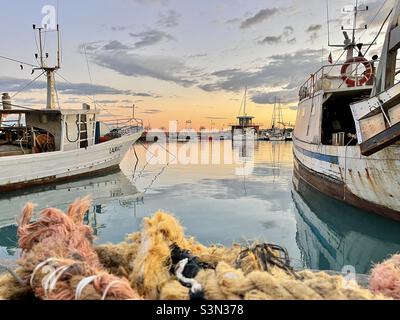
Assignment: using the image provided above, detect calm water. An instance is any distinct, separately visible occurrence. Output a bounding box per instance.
[1,141,400,274]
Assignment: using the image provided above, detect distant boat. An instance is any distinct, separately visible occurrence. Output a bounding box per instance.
[293,1,400,220]
[268,99,286,141]
[231,88,259,141]
[285,130,293,141]
[0,25,143,192]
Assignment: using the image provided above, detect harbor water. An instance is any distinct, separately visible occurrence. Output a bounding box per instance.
[1,140,400,275]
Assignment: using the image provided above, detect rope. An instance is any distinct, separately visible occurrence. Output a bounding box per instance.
[83,43,97,109]
[175,258,204,298]
[75,275,98,300]
[132,144,139,180]
[0,264,26,287]
[364,8,393,57]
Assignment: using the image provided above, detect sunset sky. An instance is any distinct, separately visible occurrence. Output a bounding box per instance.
[0,0,392,130]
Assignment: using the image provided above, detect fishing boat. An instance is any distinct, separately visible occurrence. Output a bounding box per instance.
[285,130,293,141]
[231,88,259,140]
[0,25,143,192]
[293,1,400,220]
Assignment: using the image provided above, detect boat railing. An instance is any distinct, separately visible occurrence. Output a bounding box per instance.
[101,117,143,131]
[299,59,378,101]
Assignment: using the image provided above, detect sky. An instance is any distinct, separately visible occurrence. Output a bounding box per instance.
[0,0,393,130]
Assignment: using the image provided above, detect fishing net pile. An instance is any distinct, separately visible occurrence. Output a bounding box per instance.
[0,198,395,300]
[370,254,400,300]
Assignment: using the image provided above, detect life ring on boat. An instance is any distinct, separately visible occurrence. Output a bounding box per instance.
[34,134,55,153]
[340,57,373,87]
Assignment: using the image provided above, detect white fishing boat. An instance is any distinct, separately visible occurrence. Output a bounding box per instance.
[0,25,143,192]
[293,1,400,220]
[231,88,259,141]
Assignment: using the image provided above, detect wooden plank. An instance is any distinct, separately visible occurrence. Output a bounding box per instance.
[360,121,400,156]
[359,98,400,121]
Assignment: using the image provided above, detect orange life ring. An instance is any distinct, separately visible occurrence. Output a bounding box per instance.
[340,57,373,87]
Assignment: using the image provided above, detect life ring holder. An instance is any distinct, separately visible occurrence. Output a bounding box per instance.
[340,57,373,87]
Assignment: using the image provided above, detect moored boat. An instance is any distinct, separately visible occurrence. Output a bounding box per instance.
[293,1,400,220]
[0,25,143,192]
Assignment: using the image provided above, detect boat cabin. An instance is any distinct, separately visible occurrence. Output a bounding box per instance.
[296,59,375,147]
[0,105,99,157]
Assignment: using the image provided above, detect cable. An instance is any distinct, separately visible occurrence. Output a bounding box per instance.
[55,71,114,116]
[364,8,393,56]
[10,71,46,99]
[0,55,38,68]
[83,43,97,109]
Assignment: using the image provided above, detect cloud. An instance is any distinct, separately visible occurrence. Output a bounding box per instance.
[240,8,279,29]
[306,24,322,43]
[258,26,296,45]
[204,116,229,120]
[199,49,322,94]
[283,26,294,37]
[306,24,322,33]
[158,10,181,28]
[140,108,163,114]
[0,76,137,96]
[225,18,241,24]
[94,99,120,104]
[187,53,208,58]
[251,88,299,104]
[92,51,197,87]
[111,26,127,32]
[129,29,173,48]
[103,40,131,51]
[259,35,282,45]
[132,0,169,5]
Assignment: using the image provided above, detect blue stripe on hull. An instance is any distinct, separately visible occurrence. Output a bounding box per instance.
[294,144,339,165]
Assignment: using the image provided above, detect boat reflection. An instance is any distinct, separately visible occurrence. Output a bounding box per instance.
[293,178,400,274]
[0,171,143,259]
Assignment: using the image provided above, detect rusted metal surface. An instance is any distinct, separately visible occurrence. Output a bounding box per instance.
[293,154,400,221]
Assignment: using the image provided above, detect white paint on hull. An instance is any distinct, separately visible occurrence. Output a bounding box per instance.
[293,136,400,212]
[0,131,142,188]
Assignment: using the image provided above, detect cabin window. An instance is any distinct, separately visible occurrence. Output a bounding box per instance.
[321,95,359,146]
[301,107,305,117]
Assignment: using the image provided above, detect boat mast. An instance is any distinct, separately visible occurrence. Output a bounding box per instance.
[373,0,400,95]
[243,87,247,116]
[327,0,369,60]
[33,24,61,109]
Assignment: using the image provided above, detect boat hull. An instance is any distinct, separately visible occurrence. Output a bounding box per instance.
[293,137,400,221]
[0,131,142,192]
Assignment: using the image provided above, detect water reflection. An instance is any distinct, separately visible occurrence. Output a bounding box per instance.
[0,171,143,259]
[293,178,400,274]
[0,141,399,274]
